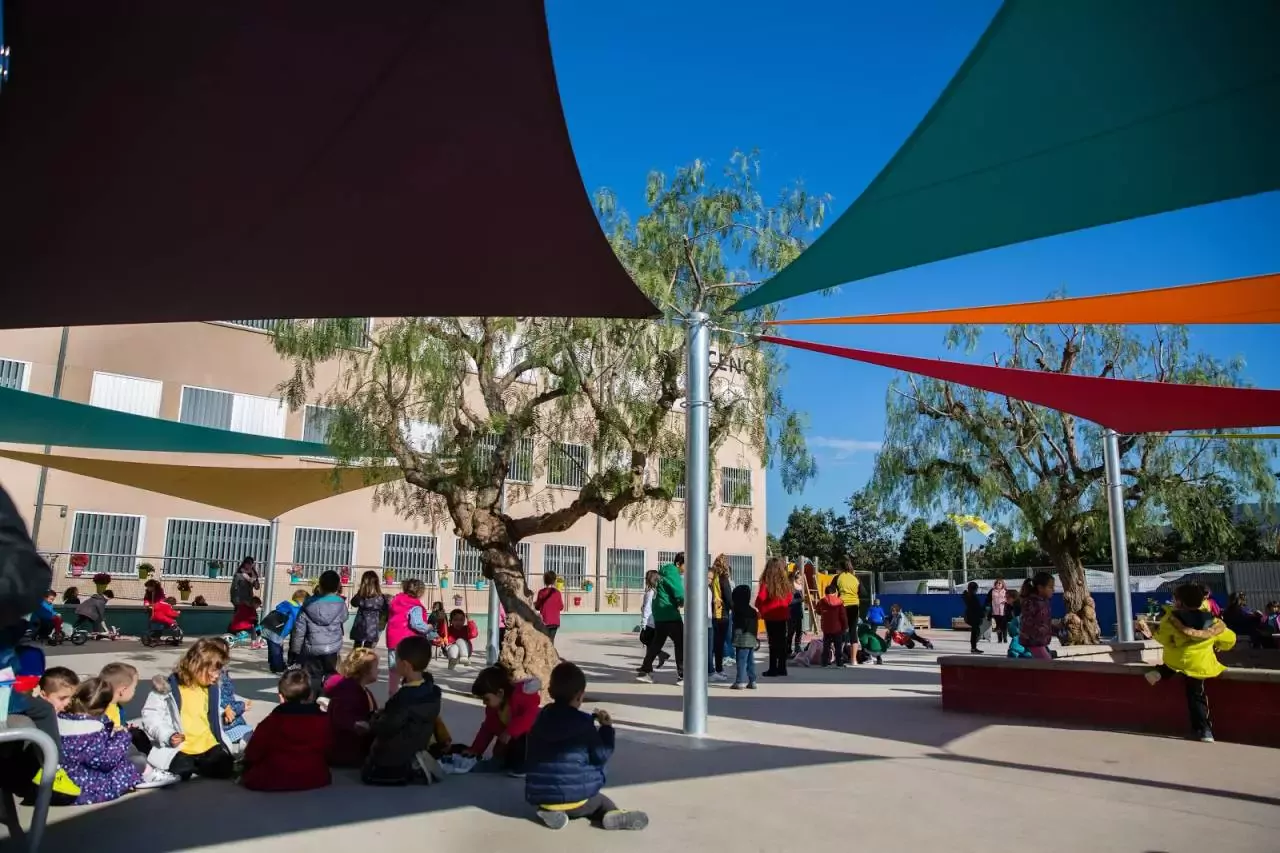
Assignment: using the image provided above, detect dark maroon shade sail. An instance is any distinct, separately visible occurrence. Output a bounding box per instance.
[0,1,657,328]
[761,336,1280,434]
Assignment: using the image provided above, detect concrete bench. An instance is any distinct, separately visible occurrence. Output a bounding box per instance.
[939,653,1280,747]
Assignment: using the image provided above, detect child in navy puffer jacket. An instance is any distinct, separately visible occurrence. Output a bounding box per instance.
[525,662,648,832]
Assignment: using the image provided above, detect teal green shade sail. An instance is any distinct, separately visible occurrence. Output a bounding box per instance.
[733,0,1280,312]
[0,386,331,456]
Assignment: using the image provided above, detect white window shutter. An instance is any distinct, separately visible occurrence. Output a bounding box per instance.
[90,372,163,417]
[231,393,286,437]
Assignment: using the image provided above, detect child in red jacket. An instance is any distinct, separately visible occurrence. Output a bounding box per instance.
[817,584,849,667]
[228,598,261,635]
[465,666,541,775]
[444,608,479,670]
[147,596,181,642]
[241,670,332,792]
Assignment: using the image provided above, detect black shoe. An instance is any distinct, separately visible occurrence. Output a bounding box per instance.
[655,652,670,670]
[761,670,779,677]
[971,648,985,654]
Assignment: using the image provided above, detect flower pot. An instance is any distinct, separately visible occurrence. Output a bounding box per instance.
[290,575,301,584]
[206,567,219,579]
[340,567,351,585]
[383,572,395,584]
[440,577,450,589]
[573,596,582,607]
[179,590,191,602]
[583,581,593,593]
[453,595,463,607]
[94,582,109,594]
[71,566,84,578]
[474,580,485,591]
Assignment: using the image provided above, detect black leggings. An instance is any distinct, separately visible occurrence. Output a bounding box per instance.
[711,619,729,673]
[764,619,789,674]
[786,612,803,653]
[969,621,982,651]
[301,652,340,700]
[993,614,1009,643]
[170,745,234,779]
[639,619,684,676]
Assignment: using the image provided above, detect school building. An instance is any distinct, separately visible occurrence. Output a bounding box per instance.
[0,319,766,615]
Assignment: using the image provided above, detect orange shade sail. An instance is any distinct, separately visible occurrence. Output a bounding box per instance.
[765,273,1280,327]
[760,336,1280,434]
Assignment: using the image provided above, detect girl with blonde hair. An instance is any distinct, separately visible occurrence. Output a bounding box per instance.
[139,639,239,786]
[709,556,733,681]
[326,647,381,767]
[756,557,793,677]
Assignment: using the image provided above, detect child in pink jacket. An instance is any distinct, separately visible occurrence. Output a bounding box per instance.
[465,666,541,775]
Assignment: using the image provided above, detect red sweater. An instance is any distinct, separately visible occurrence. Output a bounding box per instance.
[149,600,179,627]
[756,588,791,622]
[446,619,479,644]
[818,595,848,636]
[469,677,541,755]
[228,602,258,633]
[241,703,333,791]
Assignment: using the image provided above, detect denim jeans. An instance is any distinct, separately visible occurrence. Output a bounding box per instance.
[733,646,756,685]
[266,639,286,673]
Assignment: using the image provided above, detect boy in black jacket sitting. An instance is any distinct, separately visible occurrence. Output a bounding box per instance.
[525,662,648,831]
[361,636,447,785]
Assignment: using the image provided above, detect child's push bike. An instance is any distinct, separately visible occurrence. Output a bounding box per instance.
[70,623,122,646]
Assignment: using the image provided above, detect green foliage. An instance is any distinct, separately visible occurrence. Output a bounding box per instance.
[974,525,1048,569]
[871,319,1277,635]
[268,152,828,599]
[778,489,902,573]
[778,506,840,568]
[898,519,961,576]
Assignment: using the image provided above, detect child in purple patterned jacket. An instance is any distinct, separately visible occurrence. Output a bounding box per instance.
[58,676,143,804]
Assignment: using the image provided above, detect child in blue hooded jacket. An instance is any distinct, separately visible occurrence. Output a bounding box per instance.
[525,662,648,832]
[261,589,308,673]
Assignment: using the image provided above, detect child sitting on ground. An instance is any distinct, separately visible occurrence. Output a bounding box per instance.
[1146,583,1236,743]
[228,596,264,648]
[465,665,541,775]
[856,620,888,665]
[98,662,138,739]
[526,661,648,831]
[818,583,848,667]
[887,603,935,650]
[241,670,332,791]
[33,667,82,798]
[209,637,253,746]
[57,676,144,803]
[325,647,381,767]
[362,636,450,785]
[444,608,479,670]
[139,638,243,786]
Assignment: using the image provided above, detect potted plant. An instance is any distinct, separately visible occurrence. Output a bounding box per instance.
[289,564,303,583]
[206,559,223,579]
[176,579,193,602]
[583,579,594,593]
[382,567,396,584]
[474,579,486,591]
[452,594,463,607]
[70,553,89,578]
[606,591,619,607]
[92,572,112,595]
[572,595,582,607]
[339,565,351,585]
[137,562,155,580]
[439,567,451,589]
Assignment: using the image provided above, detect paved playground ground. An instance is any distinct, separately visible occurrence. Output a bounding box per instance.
[7,632,1278,853]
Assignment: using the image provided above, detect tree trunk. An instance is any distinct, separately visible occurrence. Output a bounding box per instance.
[1044,539,1100,645]
[482,543,558,698]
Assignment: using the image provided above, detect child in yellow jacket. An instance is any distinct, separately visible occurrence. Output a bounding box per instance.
[1145,583,1235,742]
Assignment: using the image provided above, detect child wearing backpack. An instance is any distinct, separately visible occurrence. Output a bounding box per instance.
[261,589,309,674]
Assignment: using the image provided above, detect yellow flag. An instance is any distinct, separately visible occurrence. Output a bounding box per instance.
[948,513,993,536]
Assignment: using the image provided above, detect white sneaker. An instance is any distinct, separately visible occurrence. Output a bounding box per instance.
[1143,669,1162,686]
[635,673,654,684]
[710,672,728,683]
[137,767,181,789]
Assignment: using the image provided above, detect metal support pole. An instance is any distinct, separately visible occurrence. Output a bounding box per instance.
[487,485,507,665]
[683,311,710,736]
[261,517,280,617]
[1103,428,1135,642]
[960,530,969,586]
[594,448,604,613]
[31,326,70,546]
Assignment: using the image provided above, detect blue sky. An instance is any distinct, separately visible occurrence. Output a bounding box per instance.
[546,0,1280,535]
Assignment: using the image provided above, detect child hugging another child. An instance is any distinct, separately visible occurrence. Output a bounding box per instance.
[139,638,245,786]
[57,676,144,803]
[465,665,540,775]
[1146,583,1237,743]
[241,670,332,792]
[363,636,451,785]
[325,647,381,768]
[526,662,647,831]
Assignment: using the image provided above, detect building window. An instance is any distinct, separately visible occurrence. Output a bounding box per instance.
[0,358,31,391]
[292,527,355,575]
[656,551,709,570]
[179,386,286,438]
[544,544,586,589]
[382,533,438,584]
[725,554,755,589]
[163,519,270,578]
[548,442,590,489]
[222,318,372,349]
[90,372,163,417]
[720,467,752,507]
[476,434,534,484]
[659,457,686,500]
[453,539,532,587]
[70,512,144,576]
[302,405,338,445]
[404,419,441,453]
[606,548,646,590]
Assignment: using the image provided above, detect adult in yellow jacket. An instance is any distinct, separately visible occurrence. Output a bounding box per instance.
[1147,584,1236,742]
[835,560,861,664]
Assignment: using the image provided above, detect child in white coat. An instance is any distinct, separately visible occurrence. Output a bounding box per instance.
[638,570,670,669]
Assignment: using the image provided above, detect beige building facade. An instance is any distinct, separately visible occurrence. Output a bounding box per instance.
[0,320,766,613]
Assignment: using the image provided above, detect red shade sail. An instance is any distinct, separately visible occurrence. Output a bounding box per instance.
[765,273,1280,327]
[760,336,1280,434]
[0,1,657,328]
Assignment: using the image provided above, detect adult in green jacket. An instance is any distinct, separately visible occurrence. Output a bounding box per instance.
[637,554,686,683]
